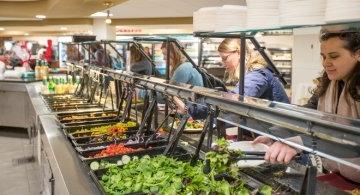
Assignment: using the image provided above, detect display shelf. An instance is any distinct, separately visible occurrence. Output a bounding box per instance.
[267,47,292,88]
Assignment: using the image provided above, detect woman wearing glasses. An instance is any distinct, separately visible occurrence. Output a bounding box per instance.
[254,29,360,184]
[218,38,289,103]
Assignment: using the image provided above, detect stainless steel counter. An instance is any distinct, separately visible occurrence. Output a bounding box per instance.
[26,82,100,195]
[39,115,100,195]
[0,77,42,83]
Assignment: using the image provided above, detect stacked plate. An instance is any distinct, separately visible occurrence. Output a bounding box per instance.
[279,0,326,26]
[246,0,280,29]
[325,0,360,23]
[215,5,247,32]
[193,7,219,32]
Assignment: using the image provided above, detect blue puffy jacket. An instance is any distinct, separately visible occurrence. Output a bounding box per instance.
[232,68,289,103]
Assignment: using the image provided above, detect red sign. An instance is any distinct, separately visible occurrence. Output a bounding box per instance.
[116,28,142,33]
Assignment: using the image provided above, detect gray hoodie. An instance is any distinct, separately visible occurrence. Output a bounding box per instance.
[130,60,152,75]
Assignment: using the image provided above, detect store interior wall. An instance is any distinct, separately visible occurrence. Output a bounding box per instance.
[92,18,116,41]
[258,35,293,49]
[291,27,322,105]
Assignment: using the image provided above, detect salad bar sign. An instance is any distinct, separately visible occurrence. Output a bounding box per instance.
[116,28,142,34]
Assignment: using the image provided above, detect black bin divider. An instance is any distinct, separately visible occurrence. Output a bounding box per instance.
[84,146,188,167]
[76,139,168,157]
[50,104,101,111]
[63,121,139,138]
[71,130,164,147]
[61,118,121,128]
[56,110,117,120]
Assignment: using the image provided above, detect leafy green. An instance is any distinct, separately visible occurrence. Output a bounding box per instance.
[259,185,272,195]
[100,155,250,195]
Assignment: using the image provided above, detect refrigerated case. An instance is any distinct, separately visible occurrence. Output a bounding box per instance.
[268,47,292,88]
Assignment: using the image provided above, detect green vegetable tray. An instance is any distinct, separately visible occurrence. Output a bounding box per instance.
[88,152,192,195]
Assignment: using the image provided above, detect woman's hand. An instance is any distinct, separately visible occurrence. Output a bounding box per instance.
[265,141,298,164]
[253,136,298,164]
[253,135,273,146]
[172,96,187,114]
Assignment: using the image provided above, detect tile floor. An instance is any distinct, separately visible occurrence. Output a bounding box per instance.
[0,128,41,195]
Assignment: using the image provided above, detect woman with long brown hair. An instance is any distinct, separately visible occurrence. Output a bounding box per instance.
[254,28,360,185]
[161,42,203,86]
[161,41,206,118]
[129,44,152,75]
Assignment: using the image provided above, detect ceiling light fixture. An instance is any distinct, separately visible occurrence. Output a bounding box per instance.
[90,12,113,17]
[35,15,46,19]
[105,10,112,24]
[103,1,113,24]
[60,27,68,31]
[24,33,29,36]
[0,27,4,31]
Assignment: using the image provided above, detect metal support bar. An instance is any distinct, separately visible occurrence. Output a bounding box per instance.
[198,38,204,66]
[249,37,287,85]
[163,114,190,155]
[300,166,317,195]
[191,109,214,165]
[137,91,157,137]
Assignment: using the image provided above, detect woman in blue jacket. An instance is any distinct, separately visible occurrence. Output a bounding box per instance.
[218,38,289,103]
[160,42,206,118]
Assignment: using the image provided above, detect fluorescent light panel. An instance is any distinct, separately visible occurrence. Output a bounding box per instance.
[90,12,113,17]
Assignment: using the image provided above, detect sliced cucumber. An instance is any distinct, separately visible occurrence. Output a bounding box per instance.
[117,160,123,166]
[121,155,131,164]
[90,161,100,171]
[132,156,139,161]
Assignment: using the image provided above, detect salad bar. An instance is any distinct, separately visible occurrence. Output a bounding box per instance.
[19,40,358,195]
[26,64,357,195]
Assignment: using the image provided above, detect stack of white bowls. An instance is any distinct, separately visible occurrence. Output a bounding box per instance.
[279,0,326,26]
[193,7,219,32]
[215,5,247,32]
[246,0,280,29]
[325,0,360,23]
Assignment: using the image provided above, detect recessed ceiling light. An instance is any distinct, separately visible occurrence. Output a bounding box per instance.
[24,33,29,36]
[0,27,4,31]
[35,15,46,19]
[90,12,113,17]
[60,27,68,30]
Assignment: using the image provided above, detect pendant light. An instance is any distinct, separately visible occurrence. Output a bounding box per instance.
[104,1,113,24]
[105,10,112,24]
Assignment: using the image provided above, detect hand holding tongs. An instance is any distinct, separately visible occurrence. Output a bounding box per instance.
[229,151,301,161]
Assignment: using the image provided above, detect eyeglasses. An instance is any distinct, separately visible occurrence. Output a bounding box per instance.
[221,52,236,62]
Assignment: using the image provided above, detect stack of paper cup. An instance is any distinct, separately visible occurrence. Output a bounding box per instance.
[279,0,326,26]
[246,0,280,29]
[215,5,247,32]
[193,7,219,32]
[325,0,360,23]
